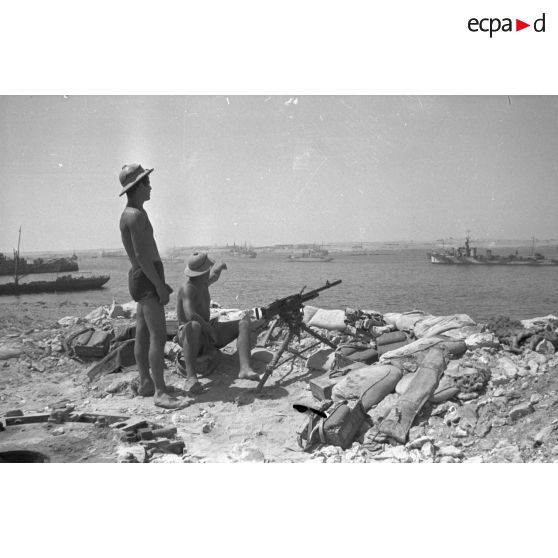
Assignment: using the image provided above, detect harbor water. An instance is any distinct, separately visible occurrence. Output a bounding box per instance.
[1,249,557,323]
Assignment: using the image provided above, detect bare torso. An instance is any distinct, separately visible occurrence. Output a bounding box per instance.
[177,280,211,323]
[119,207,161,267]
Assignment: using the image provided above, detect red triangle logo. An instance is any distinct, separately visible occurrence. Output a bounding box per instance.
[516,19,530,31]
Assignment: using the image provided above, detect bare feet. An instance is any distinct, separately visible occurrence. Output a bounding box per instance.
[238,367,260,381]
[184,378,203,396]
[137,377,155,397]
[165,385,187,396]
[154,392,188,409]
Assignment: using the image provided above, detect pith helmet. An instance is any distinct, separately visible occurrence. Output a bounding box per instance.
[118,163,154,197]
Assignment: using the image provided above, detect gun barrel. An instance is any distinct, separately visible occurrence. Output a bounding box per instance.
[261,279,342,321]
[301,279,342,301]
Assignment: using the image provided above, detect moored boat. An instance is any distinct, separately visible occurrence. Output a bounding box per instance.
[0,274,110,296]
[428,235,558,266]
[229,242,257,258]
[288,245,333,262]
[0,252,78,276]
[1,227,110,295]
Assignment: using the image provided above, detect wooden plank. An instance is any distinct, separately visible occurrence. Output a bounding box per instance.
[5,414,50,426]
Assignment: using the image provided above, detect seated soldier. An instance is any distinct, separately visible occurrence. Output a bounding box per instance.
[176,251,263,395]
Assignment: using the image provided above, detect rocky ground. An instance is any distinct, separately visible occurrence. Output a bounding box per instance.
[1,301,557,463]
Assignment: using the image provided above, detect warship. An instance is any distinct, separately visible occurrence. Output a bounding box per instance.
[429,235,558,266]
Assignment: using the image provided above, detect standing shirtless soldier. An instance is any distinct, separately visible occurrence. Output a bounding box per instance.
[118,164,184,409]
[176,252,262,394]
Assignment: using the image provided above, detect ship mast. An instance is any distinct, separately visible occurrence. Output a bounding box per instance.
[13,226,21,286]
[465,230,471,257]
[530,236,536,257]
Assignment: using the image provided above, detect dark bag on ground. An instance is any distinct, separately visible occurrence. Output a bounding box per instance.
[66,327,113,359]
[376,331,408,346]
[337,344,379,365]
[86,339,136,381]
[113,324,136,343]
[318,401,372,450]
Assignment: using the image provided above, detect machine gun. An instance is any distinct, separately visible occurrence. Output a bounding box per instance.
[260,279,342,323]
[255,279,342,392]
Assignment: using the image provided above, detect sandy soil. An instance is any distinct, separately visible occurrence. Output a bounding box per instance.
[1,301,558,463]
[0,302,319,462]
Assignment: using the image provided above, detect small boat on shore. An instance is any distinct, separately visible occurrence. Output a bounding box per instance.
[0,227,110,295]
[0,274,110,296]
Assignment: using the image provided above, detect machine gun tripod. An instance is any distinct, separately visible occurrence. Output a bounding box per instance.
[255,280,341,392]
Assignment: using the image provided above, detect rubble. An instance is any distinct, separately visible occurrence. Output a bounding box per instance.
[1,299,558,463]
[509,402,534,421]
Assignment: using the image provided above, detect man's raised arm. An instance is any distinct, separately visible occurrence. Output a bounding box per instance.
[208,261,227,285]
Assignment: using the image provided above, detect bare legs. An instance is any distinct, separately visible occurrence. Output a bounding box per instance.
[236,316,259,380]
[214,315,259,381]
[180,321,204,394]
[136,298,184,408]
[134,303,155,396]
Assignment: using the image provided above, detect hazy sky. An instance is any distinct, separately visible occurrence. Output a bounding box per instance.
[1,95,557,253]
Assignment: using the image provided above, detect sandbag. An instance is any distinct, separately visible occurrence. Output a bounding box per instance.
[380,336,466,361]
[397,372,459,403]
[358,366,403,412]
[429,375,460,404]
[347,348,378,365]
[379,347,446,444]
[395,311,431,332]
[307,309,347,332]
[380,336,446,360]
[306,349,335,372]
[536,339,556,355]
[377,339,411,356]
[439,339,467,357]
[376,331,408,346]
[395,373,413,395]
[302,304,320,324]
[368,393,399,423]
[0,344,24,360]
[443,325,483,341]
[332,364,402,401]
[329,360,367,379]
[413,314,476,339]
[383,312,402,327]
[337,345,378,365]
[318,402,371,450]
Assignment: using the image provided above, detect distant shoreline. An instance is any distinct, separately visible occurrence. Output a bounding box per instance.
[5,239,557,258]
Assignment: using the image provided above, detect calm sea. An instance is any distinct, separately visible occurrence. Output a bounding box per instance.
[1,249,557,323]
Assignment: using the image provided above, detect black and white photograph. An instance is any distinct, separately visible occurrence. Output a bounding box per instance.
[1,2,557,556]
[1,95,558,464]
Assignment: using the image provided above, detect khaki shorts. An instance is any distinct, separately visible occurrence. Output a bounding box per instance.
[177,318,218,356]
